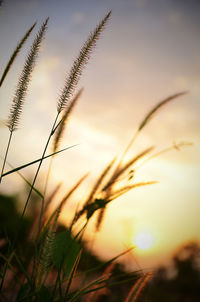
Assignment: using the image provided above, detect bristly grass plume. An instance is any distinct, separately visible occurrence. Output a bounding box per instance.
[121,91,188,161]
[53,88,83,153]
[0,18,48,184]
[20,11,111,230]
[42,88,83,220]
[7,18,49,132]
[0,8,193,301]
[0,22,37,87]
[57,11,111,113]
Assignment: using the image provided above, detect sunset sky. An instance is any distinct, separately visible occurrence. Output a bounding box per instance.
[0,0,200,270]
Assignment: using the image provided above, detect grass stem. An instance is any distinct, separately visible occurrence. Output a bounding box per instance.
[0,131,13,183]
[21,112,59,220]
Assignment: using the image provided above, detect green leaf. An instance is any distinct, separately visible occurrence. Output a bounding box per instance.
[51,231,80,277]
[36,285,51,302]
[16,283,31,301]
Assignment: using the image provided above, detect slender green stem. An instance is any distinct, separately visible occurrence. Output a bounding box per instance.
[36,156,53,242]
[0,131,13,183]
[33,121,60,283]
[1,112,60,291]
[21,111,59,220]
[26,112,61,285]
[115,130,139,173]
[43,156,54,197]
[121,130,139,161]
[0,247,14,292]
[58,266,63,300]
[37,154,54,235]
[52,272,59,300]
[31,158,53,286]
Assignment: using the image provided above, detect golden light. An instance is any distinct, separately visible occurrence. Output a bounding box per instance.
[135,232,154,251]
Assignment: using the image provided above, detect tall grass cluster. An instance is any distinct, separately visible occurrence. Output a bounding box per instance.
[0,9,190,302]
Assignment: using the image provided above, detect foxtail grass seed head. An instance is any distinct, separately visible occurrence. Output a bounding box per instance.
[57,11,111,113]
[85,156,116,206]
[7,18,49,132]
[0,22,36,87]
[95,207,106,232]
[53,88,83,152]
[37,206,60,288]
[138,91,188,132]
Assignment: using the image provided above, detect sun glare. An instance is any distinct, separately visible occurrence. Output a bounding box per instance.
[135,233,154,251]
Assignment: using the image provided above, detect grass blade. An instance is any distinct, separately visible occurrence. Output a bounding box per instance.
[2,144,77,178]
[67,276,108,302]
[0,157,43,197]
[83,262,115,302]
[64,249,82,301]
[83,247,134,276]
[124,273,151,302]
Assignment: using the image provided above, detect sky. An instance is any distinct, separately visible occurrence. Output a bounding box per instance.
[0,0,200,270]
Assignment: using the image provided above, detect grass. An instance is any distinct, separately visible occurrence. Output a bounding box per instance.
[0,9,191,302]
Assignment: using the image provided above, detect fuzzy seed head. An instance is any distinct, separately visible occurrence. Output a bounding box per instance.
[57,11,111,113]
[7,18,49,132]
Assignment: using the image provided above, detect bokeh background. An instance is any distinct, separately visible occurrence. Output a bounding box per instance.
[0,0,200,270]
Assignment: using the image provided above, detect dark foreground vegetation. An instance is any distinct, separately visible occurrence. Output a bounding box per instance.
[1,193,200,302]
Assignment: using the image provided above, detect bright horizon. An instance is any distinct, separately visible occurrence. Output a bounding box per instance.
[0,0,200,270]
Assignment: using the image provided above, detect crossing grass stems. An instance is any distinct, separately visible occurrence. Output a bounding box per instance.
[0,9,191,302]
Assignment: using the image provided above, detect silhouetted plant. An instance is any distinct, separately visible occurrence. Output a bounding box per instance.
[0,9,192,302]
